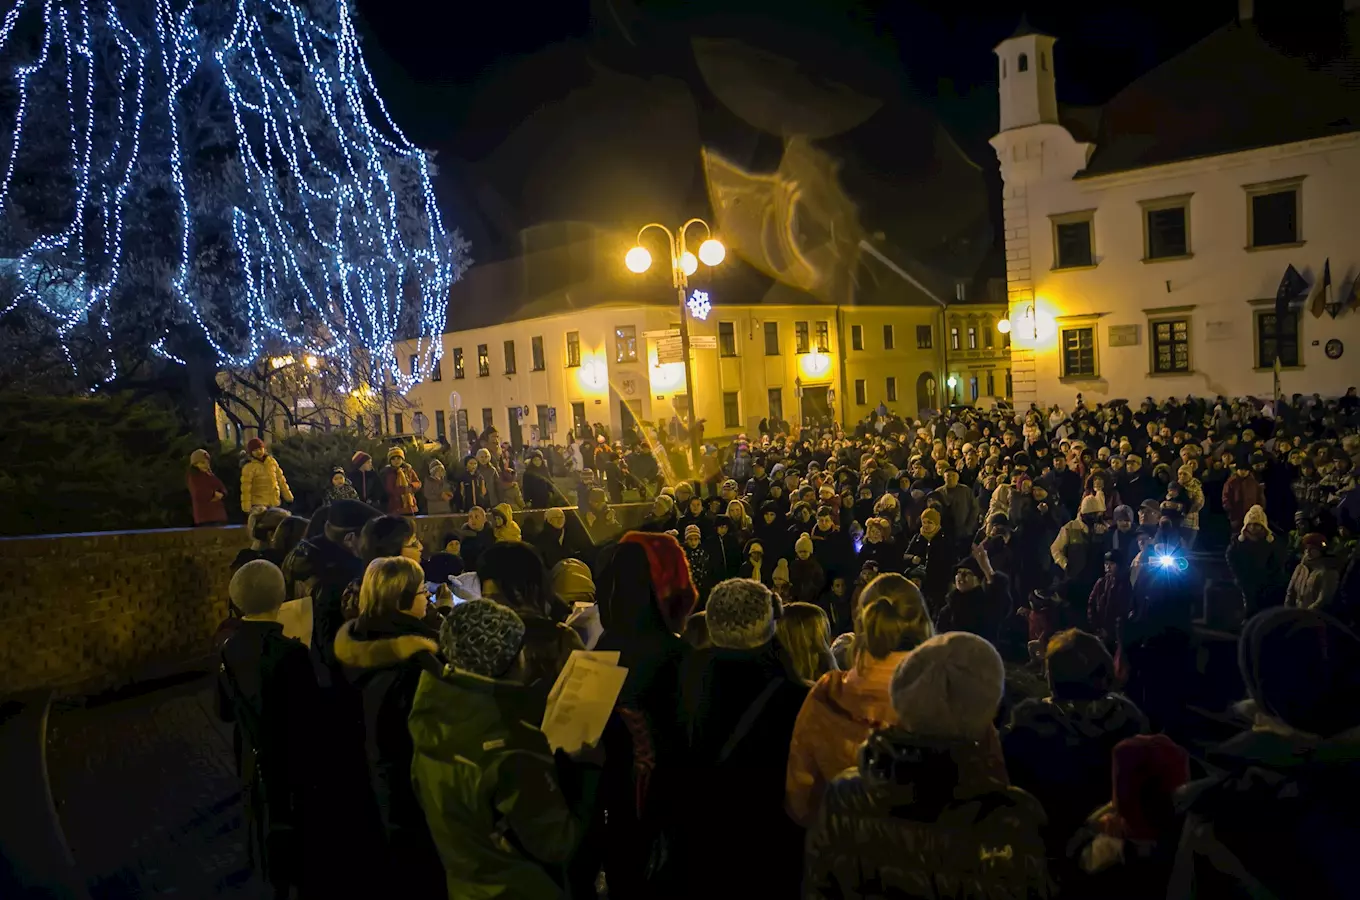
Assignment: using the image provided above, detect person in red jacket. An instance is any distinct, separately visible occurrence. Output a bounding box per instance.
[380,447,422,516]
[1222,461,1266,533]
[187,448,228,525]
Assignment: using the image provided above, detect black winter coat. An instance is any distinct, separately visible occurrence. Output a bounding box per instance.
[668,643,809,898]
[1170,727,1360,900]
[1001,694,1149,858]
[806,729,1052,899]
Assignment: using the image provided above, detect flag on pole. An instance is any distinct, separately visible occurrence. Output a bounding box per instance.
[1274,264,1308,326]
[1308,259,1331,318]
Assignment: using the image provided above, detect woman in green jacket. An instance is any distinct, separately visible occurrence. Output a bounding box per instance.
[408,599,599,899]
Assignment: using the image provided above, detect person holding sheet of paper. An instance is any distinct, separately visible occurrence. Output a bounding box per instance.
[409,599,600,900]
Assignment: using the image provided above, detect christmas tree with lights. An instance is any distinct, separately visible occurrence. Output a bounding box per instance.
[0,0,466,401]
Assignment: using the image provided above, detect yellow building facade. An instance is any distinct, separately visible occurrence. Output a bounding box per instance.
[393,299,1008,450]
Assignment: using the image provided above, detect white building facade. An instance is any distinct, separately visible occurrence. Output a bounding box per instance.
[991,14,1360,409]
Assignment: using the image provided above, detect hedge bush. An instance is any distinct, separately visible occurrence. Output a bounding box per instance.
[0,394,468,535]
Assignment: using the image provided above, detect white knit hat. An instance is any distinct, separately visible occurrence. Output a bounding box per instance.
[890,632,1004,740]
[706,578,776,649]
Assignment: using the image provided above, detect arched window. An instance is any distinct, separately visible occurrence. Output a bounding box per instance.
[1018,53,1029,72]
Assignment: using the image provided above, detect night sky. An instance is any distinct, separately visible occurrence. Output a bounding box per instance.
[354,0,1238,153]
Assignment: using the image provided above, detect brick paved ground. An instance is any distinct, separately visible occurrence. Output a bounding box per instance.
[45,674,263,899]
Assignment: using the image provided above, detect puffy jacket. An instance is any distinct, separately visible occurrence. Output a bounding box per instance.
[240,454,292,511]
[1225,533,1289,615]
[408,667,597,900]
[380,463,422,516]
[805,729,1052,899]
[1170,727,1360,900]
[1001,694,1149,858]
[786,651,907,826]
[1285,558,1340,610]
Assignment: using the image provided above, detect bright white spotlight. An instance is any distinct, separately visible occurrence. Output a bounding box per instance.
[997,319,1012,334]
[680,251,698,276]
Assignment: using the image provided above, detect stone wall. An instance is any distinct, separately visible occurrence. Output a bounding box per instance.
[0,504,652,696]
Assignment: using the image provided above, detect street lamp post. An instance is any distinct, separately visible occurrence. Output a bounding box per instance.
[625,218,725,476]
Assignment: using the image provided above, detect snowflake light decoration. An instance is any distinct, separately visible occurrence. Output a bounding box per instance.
[686,289,711,321]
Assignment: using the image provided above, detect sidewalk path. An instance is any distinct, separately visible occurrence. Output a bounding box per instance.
[45,675,261,898]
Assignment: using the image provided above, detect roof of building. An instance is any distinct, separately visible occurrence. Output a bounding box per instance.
[1079,12,1360,177]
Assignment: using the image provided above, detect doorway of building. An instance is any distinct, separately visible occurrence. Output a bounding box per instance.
[801,385,830,425]
[916,371,938,414]
[506,407,524,451]
[620,400,642,442]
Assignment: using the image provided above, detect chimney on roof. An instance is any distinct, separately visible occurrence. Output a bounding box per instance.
[1238,0,1253,21]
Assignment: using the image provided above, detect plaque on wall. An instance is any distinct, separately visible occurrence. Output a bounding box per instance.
[1325,339,1344,360]
[1107,324,1140,347]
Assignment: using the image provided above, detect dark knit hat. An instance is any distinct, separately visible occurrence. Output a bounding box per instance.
[230,559,286,616]
[890,632,1004,740]
[331,466,346,477]
[1110,734,1191,841]
[351,450,372,468]
[439,599,525,678]
[618,531,699,632]
[954,557,984,579]
[1044,629,1115,700]
[327,498,380,531]
[1239,607,1360,738]
[246,437,265,453]
[706,578,776,649]
[1301,532,1326,551]
[1013,451,1031,469]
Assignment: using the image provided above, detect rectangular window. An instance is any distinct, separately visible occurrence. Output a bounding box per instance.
[719,321,737,357]
[764,321,779,355]
[854,379,866,406]
[814,321,830,352]
[1052,211,1095,268]
[795,321,810,353]
[883,324,896,350]
[969,376,979,402]
[850,324,863,351]
[536,404,550,437]
[615,325,637,363]
[373,414,382,434]
[1003,331,1012,349]
[531,336,545,371]
[886,376,898,402]
[393,413,404,434]
[453,347,465,379]
[565,331,581,367]
[984,326,994,349]
[477,344,490,377]
[435,409,446,441]
[950,327,960,350]
[768,387,783,422]
[967,326,977,350]
[916,325,933,349]
[1256,310,1300,368]
[1144,197,1190,259]
[1005,369,1013,396]
[503,339,517,374]
[1151,318,1191,373]
[571,401,586,438]
[1061,327,1097,378]
[431,356,442,381]
[723,391,740,429]
[986,371,995,396]
[482,408,494,434]
[1249,182,1301,248]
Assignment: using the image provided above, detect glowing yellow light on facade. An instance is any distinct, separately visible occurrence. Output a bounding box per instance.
[997,318,1012,334]
[304,354,319,369]
[578,357,608,392]
[625,246,652,273]
[679,251,698,276]
[698,238,726,267]
[270,355,295,369]
[800,350,832,378]
[650,358,685,390]
[947,375,958,388]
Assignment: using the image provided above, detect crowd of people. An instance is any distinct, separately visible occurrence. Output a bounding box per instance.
[210,389,1360,899]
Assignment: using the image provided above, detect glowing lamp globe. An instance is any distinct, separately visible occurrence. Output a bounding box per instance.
[946,375,958,388]
[997,319,1012,334]
[698,238,726,267]
[625,246,652,273]
[680,251,699,276]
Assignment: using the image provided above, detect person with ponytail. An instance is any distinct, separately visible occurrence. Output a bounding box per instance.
[784,573,934,826]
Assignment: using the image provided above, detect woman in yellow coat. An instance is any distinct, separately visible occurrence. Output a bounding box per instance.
[240,437,293,512]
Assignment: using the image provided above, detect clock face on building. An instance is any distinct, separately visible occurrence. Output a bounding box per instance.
[1325,339,1344,360]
